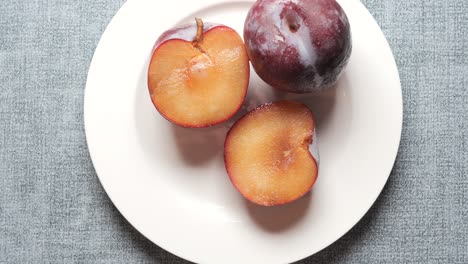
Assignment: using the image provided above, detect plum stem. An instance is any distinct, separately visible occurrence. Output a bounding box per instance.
[193,18,210,56]
[194,18,204,45]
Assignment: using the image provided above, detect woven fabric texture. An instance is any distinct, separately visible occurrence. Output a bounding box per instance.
[0,0,467,263]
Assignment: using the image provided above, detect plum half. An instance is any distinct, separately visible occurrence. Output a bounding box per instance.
[224,101,319,206]
[148,19,250,128]
[244,0,352,93]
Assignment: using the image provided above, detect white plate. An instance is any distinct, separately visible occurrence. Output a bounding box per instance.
[84,0,402,263]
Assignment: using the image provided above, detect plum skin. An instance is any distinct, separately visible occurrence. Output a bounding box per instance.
[244,0,352,93]
[152,22,220,51]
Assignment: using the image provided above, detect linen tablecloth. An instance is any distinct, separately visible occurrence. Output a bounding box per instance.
[1,0,467,263]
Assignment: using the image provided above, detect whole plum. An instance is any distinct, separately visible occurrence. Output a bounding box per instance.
[244,0,352,93]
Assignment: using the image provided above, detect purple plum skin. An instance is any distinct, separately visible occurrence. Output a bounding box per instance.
[244,0,352,93]
[153,22,220,51]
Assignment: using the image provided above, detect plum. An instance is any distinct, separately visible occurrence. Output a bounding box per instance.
[148,19,250,128]
[224,101,319,206]
[244,0,352,93]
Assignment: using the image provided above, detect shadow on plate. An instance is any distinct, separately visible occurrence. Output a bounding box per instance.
[171,124,228,166]
[272,80,339,129]
[246,191,312,232]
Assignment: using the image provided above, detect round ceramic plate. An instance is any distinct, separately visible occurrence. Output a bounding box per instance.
[84,0,402,263]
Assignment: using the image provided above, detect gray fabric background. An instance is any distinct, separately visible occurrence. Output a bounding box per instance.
[1,0,467,263]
